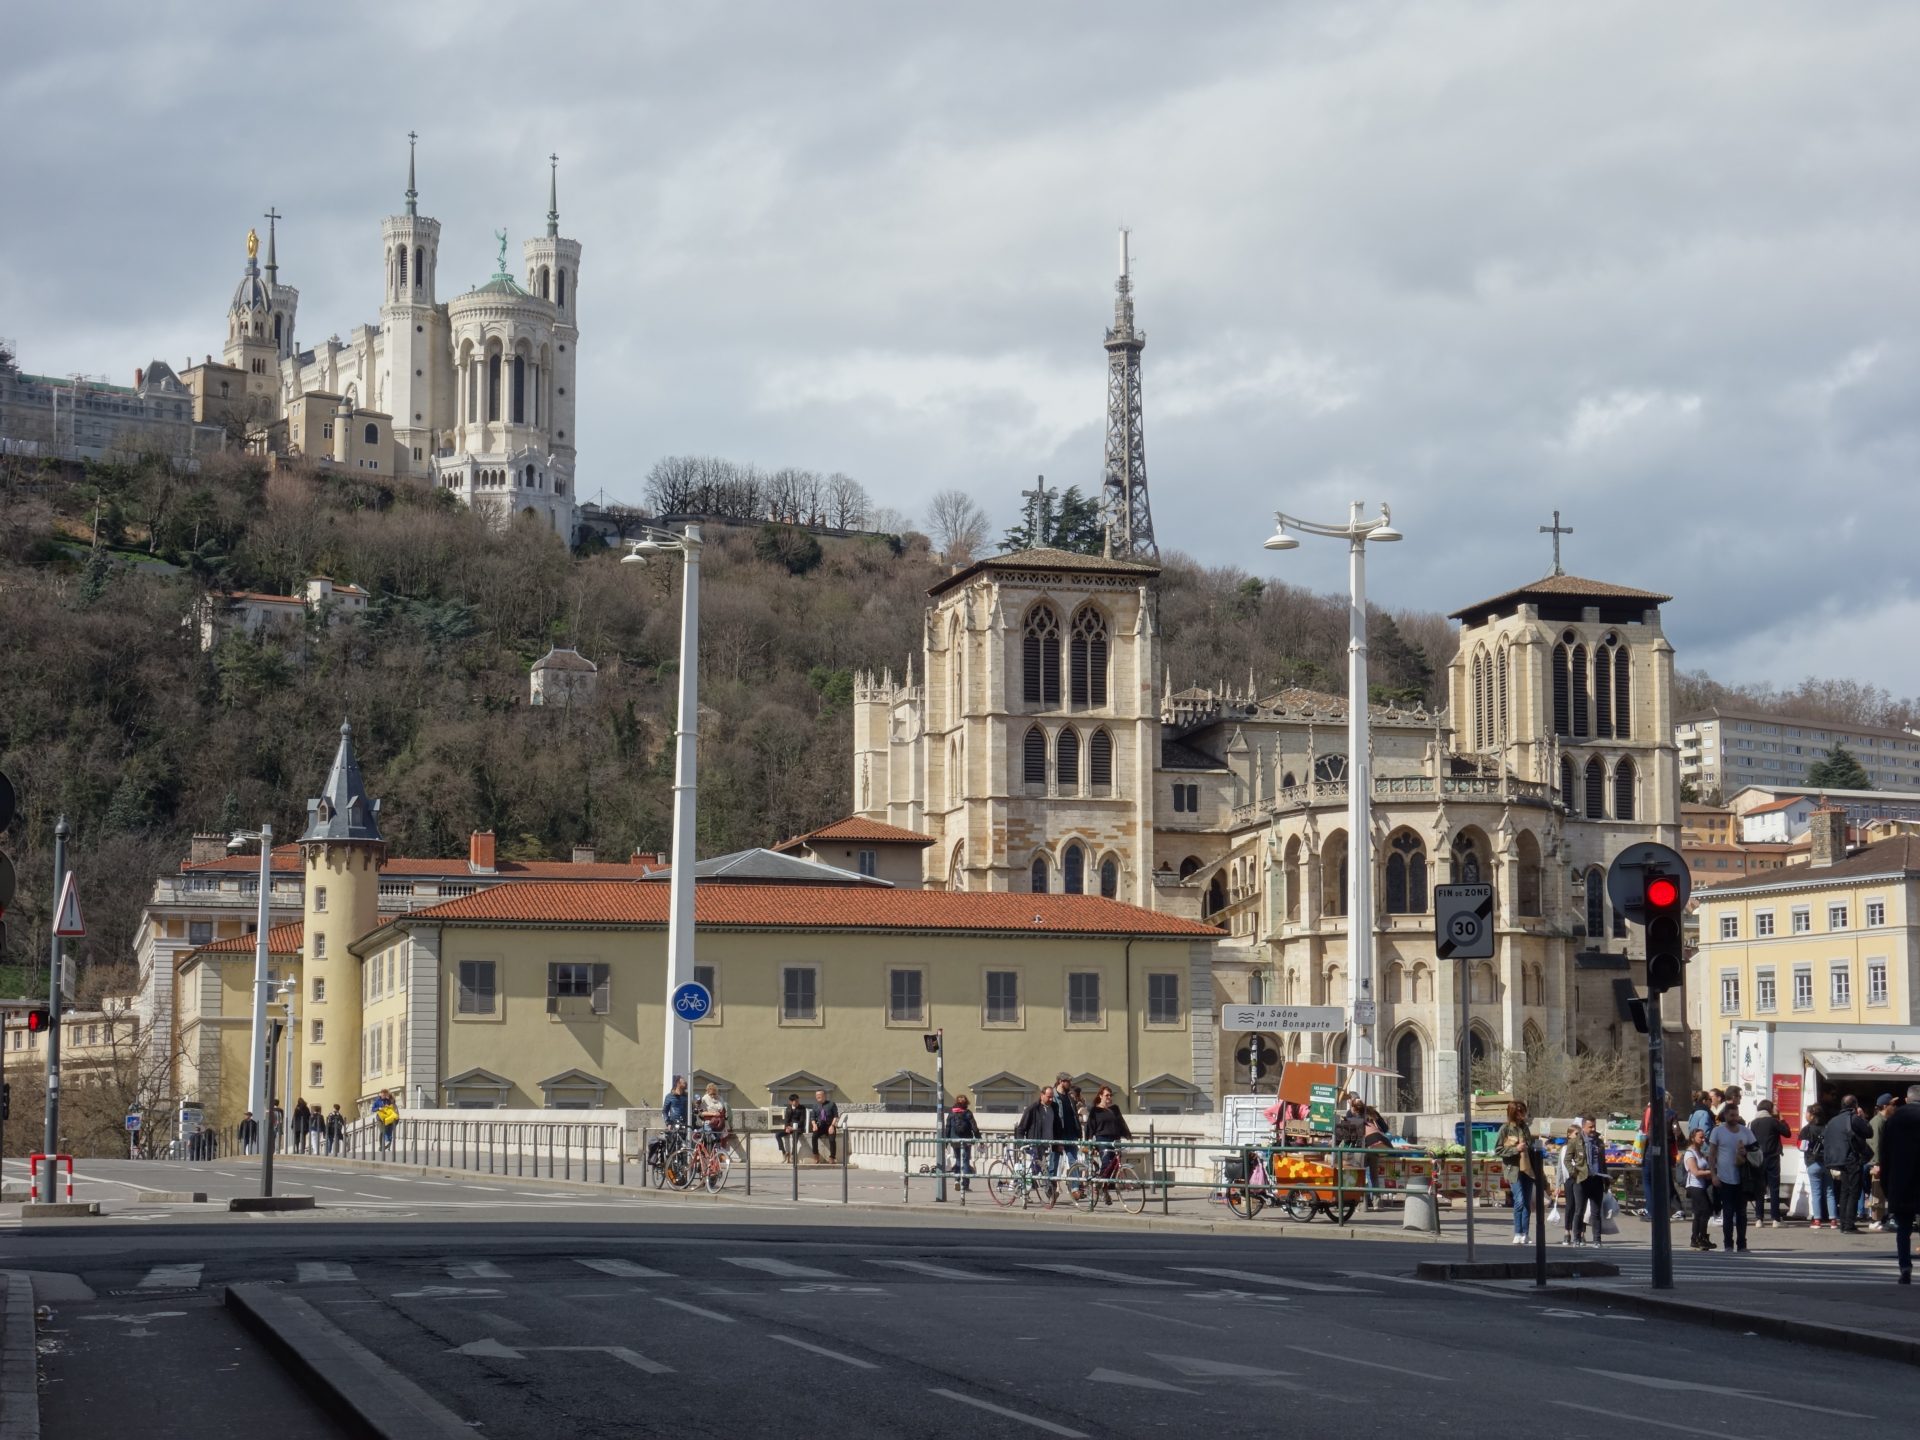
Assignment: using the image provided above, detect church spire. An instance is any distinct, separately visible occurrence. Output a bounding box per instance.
[301,718,385,846]
[547,152,560,238]
[405,130,419,217]
[1100,228,1158,561]
[263,206,280,285]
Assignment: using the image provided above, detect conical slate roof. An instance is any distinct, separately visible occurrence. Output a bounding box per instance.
[300,719,385,845]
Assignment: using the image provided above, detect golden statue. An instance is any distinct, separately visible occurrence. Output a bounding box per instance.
[246,227,259,259]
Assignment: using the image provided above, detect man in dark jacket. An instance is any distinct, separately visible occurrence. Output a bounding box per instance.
[809,1090,840,1163]
[237,1111,259,1155]
[944,1095,981,1191]
[1048,1072,1081,1176]
[1748,1100,1792,1227]
[1824,1096,1872,1233]
[777,1093,806,1159]
[1015,1085,1057,1175]
[1878,1087,1920,1284]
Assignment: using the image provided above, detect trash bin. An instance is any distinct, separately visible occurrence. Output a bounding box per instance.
[1402,1181,1440,1233]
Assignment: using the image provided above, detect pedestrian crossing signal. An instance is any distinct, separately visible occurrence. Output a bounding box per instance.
[23,1008,50,1034]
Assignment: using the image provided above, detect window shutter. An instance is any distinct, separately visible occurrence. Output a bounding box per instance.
[547,964,559,1015]
[592,964,611,1015]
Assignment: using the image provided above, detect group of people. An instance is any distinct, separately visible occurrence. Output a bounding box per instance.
[660,1076,840,1162]
[999,1073,1134,1195]
[1495,1103,1618,1246]
[223,1091,398,1158]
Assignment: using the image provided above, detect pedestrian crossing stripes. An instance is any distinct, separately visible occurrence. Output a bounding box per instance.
[445,1259,510,1280]
[1170,1267,1374,1294]
[720,1257,844,1279]
[138,1264,202,1290]
[296,1261,355,1283]
[574,1258,677,1279]
[867,1259,1007,1282]
[1022,1264,1180,1287]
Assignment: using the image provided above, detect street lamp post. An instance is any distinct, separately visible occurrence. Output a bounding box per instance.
[227,826,274,1135]
[623,525,704,1105]
[1263,502,1402,1107]
[274,979,298,1150]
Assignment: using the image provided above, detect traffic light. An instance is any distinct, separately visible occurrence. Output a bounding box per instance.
[0,770,15,958]
[23,1008,51,1034]
[1,1082,9,1120]
[1644,875,1686,994]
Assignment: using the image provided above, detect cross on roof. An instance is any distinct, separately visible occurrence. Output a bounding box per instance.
[1021,474,1053,539]
[263,206,281,225]
[1539,510,1573,576]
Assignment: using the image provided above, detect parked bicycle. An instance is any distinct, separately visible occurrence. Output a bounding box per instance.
[986,1142,1086,1209]
[1078,1144,1148,1215]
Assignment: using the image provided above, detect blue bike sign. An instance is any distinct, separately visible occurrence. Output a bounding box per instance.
[671,981,712,1024]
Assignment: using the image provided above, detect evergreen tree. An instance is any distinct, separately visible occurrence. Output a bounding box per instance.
[1807,745,1871,790]
[1000,483,1105,555]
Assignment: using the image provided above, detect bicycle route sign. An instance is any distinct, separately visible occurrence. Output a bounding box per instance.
[1433,882,1495,960]
[670,981,712,1024]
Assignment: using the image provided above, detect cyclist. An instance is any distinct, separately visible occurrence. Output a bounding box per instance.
[662,1076,690,1131]
[1084,1085,1132,1203]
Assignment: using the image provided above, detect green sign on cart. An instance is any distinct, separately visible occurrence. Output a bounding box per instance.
[1309,1083,1338,1132]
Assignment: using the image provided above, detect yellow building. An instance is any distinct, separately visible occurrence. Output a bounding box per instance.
[1695,809,1920,1120]
[350,864,1221,1114]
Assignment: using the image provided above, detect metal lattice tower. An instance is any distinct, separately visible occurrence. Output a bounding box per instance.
[1100,228,1158,560]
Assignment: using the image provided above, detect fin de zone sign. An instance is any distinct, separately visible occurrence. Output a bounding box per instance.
[53,872,86,938]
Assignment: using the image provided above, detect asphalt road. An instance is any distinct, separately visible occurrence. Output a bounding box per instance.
[8,1183,1917,1440]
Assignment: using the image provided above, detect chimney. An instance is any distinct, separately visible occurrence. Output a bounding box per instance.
[571,844,596,865]
[189,832,227,865]
[469,829,497,873]
[1809,807,1847,868]
[656,851,669,866]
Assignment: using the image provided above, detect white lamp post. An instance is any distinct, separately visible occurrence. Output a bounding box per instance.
[623,524,704,1105]
[227,825,275,1130]
[1263,501,1402,1105]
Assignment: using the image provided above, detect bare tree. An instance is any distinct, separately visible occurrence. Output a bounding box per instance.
[1471,1036,1644,1125]
[824,473,869,529]
[868,505,913,535]
[925,489,990,565]
[643,455,702,514]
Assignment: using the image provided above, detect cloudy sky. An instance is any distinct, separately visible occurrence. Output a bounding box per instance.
[4,3,1915,691]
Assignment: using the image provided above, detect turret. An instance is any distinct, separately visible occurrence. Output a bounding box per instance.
[522,153,582,497]
[223,228,281,410]
[381,132,445,477]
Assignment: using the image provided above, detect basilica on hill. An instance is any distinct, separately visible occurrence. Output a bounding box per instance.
[174,137,580,541]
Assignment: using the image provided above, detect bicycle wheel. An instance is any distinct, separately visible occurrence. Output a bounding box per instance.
[662,1143,692,1191]
[1061,1159,1093,1210]
[1113,1163,1148,1216]
[1226,1180,1266,1220]
[985,1157,1019,1207]
[703,1150,732,1193]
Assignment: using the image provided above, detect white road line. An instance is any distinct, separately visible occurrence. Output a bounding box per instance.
[296,1262,355,1283]
[1552,1401,1700,1435]
[351,1192,390,1199]
[139,1264,203,1290]
[1578,1368,1873,1418]
[721,1257,844,1279]
[1288,1346,1448,1382]
[1091,1301,1220,1332]
[1171,1267,1373,1294]
[867,1259,1005,1282]
[768,1335,878,1370]
[574,1258,677,1279]
[445,1260,511,1280]
[929,1388,1087,1438]
[1024,1264,1179,1287]
[308,1185,350,1194]
[656,1297,734,1323]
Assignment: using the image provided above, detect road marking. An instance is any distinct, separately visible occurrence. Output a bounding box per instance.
[445,1260,510,1280]
[656,1297,734,1323]
[411,1180,456,1187]
[138,1265,202,1290]
[1171,1267,1372,1294]
[574,1258,676,1279]
[448,1338,671,1372]
[1578,1369,1871,1417]
[296,1262,355,1284]
[352,1192,390,1199]
[471,1312,529,1334]
[308,1185,350,1194]
[1023,1264,1179,1287]
[929,1388,1087,1437]
[866,1259,1005,1282]
[769,1334,878,1369]
[721,1257,844,1279]
[1087,1367,1194,1393]
[1552,1401,1703,1435]
[1288,1346,1448,1382]
[1152,1354,1298,1381]
[1091,1301,1219,1331]
[391,1286,502,1299]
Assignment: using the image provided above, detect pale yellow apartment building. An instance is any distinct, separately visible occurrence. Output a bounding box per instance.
[1694,809,1920,1121]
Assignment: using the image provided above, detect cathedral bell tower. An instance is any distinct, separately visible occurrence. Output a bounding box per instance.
[381,132,445,477]
[522,154,582,499]
[223,228,280,412]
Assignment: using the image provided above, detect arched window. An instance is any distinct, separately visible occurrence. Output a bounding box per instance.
[1088,729,1114,795]
[274,313,282,345]
[1515,831,1543,917]
[1384,830,1428,914]
[1099,858,1119,899]
[1467,1026,1491,1068]
[950,841,966,890]
[1030,856,1048,894]
[511,355,526,424]
[1281,771,1297,790]
[1496,646,1509,742]
[1471,650,1488,750]
[1594,645,1613,738]
[1394,1031,1423,1112]
[1069,607,1109,708]
[1022,727,1046,787]
[557,268,567,308]
[1283,838,1301,921]
[1056,728,1080,790]
[1585,866,1605,938]
[487,352,501,421]
[1584,757,1605,818]
[1064,844,1086,895]
[1570,644,1590,737]
[363,422,378,445]
[1523,1019,1544,1052]
[539,265,551,300]
[1552,643,1571,736]
[1450,832,1485,885]
[1614,757,1636,821]
[1614,652,1632,739]
[1314,753,1348,783]
[1559,755,1575,807]
[1022,605,1061,707]
[413,246,424,290]
[1206,874,1226,916]
[1322,832,1349,917]
[1178,855,1202,880]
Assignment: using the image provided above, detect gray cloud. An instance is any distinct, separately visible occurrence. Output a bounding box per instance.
[3,2,1914,689]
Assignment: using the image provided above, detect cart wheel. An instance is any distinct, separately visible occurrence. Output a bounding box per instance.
[1282,1192,1316,1222]
[1336,1201,1358,1225]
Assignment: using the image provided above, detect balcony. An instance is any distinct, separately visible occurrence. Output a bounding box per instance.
[149,877,305,910]
[1230,773,1555,827]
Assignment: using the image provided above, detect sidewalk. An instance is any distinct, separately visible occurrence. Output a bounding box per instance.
[1559,1272,1920,1364]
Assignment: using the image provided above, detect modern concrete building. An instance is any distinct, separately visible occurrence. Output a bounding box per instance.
[1678,707,1920,798]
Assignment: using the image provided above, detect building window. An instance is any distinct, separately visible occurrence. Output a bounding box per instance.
[322,422,333,440]
[1099,857,1119,898]
[1755,970,1776,1013]
[692,964,716,1019]
[985,970,1019,1025]
[188,921,213,947]
[363,422,379,445]
[1022,604,1061,706]
[1385,831,1429,915]
[1031,856,1048,894]
[1089,729,1114,794]
[1867,900,1886,927]
[1868,959,1889,1006]
[546,961,610,1015]
[1828,904,1849,930]
[1583,757,1605,818]
[1831,963,1851,1008]
[313,977,325,1003]
[1023,727,1046,787]
[458,961,497,1016]
[310,1063,323,1087]
[1791,908,1811,934]
[1613,757,1636,820]
[1056,728,1080,790]
[1719,972,1740,1014]
[313,932,327,959]
[1719,914,1739,941]
[1793,967,1813,1010]
[1147,972,1181,1025]
[1755,911,1775,938]
[888,968,924,1024]
[311,1019,325,1043]
[856,849,877,877]
[781,966,818,1022]
[1067,972,1102,1025]
[1063,844,1085,895]
[1069,606,1109,708]
[314,886,328,912]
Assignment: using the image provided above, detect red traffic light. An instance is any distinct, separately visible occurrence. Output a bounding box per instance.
[1646,876,1681,909]
[23,1008,51,1034]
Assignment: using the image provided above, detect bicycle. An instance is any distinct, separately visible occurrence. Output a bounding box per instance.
[1078,1145,1148,1215]
[985,1143,1069,1209]
[687,1127,732,1193]
[649,1128,694,1190]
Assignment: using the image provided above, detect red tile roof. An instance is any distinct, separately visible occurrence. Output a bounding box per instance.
[187,921,304,958]
[1744,795,1812,816]
[383,881,1222,940]
[772,816,937,852]
[1449,573,1671,621]
[182,850,664,879]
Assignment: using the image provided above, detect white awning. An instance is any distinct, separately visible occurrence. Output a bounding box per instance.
[1803,1050,1920,1078]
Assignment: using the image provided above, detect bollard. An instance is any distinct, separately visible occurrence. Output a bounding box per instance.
[1402,1180,1441,1233]
[791,1127,800,1201]
[841,1132,850,1203]
[744,1128,752,1196]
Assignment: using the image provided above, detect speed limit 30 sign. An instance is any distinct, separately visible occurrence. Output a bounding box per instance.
[1434,883,1495,960]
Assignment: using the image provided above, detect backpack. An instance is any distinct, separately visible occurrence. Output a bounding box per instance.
[1801,1128,1824,1166]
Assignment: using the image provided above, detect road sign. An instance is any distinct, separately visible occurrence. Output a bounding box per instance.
[1219,1004,1342,1032]
[52,872,85,938]
[1434,883,1494,959]
[1605,842,1691,923]
[670,981,712,1024]
[1353,999,1377,1027]
[125,1113,141,1132]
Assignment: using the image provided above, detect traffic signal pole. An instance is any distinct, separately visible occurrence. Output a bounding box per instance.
[1646,986,1673,1290]
[41,817,68,1173]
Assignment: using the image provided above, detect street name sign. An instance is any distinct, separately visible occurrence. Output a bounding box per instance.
[1219,1004,1343,1032]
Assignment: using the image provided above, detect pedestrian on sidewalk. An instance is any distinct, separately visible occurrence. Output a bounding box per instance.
[777,1093,805,1159]
[1868,1094,1896,1231]
[292,1098,311,1156]
[1049,1073,1082,1178]
[809,1089,840,1163]
[1878,1085,1920,1284]
[1683,1128,1716,1250]
[270,1102,285,1154]
[1496,1101,1539,1245]
[1823,1097,1871,1233]
[1573,1115,1610,1247]
[1748,1099,1791,1227]
[1687,1092,1714,1142]
[1015,1085,1056,1177]
[325,1104,345,1156]
[1801,1104,1834,1228]
[945,1094,981,1192]
[238,1111,259,1155]
[1556,1121,1584,1245]
[1708,1103,1756,1253]
[375,1089,399,1156]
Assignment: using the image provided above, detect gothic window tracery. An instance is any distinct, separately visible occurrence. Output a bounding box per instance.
[1022,604,1061,707]
[1064,844,1086,895]
[1384,830,1428,914]
[1069,607,1109,708]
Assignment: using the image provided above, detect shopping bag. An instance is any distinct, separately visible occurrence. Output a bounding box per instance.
[1601,1190,1620,1235]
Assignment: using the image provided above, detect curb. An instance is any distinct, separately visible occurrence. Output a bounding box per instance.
[0,1273,39,1440]
[136,1191,208,1204]
[1557,1284,1920,1367]
[1418,1259,1619,1281]
[224,1283,474,1440]
[18,1203,99,1221]
[229,1196,316,1212]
